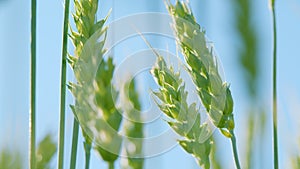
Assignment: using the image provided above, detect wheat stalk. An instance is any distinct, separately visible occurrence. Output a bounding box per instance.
[69,118,79,169]
[151,56,212,169]
[270,0,278,168]
[57,0,70,168]
[29,0,37,168]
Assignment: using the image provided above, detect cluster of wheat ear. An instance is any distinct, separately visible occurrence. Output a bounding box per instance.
[68,0,143,168]
[152,1,241,168]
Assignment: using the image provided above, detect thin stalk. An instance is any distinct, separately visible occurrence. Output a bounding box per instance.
[108,162,114,169]
[84,143,91,169]
[70,119,79,169]
[230,130,241,169]
[85,154,91,169]
[246,114,255,169]
[58,0,70,168]
[271,2,278,169]
[29,0,37,168]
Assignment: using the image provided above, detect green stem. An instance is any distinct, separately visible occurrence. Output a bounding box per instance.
[85,152,91,169]
[70,119,79,169]
[230,130,241,169]
[246,114,255,169]
[84,142,91,169]
[58,0,70,168]
[271,3,278,169]
[108,162,114,169]
[29,0,37,168]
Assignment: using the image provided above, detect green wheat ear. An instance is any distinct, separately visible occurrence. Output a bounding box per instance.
[69,0,123,166]
[121,80,144,169]
[93,56,123,164]
[36,134,57,169]
[151,56,212,169]
[166,0,235,137]
[0,149,22,169]
[68,0,106,159]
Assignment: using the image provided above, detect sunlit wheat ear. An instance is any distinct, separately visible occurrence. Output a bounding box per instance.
[69,0,122,167]
[166,0,235,137]
[165,1,241,168]
[151,56,212,169]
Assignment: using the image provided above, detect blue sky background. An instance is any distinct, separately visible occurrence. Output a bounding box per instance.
[0,0,300,168]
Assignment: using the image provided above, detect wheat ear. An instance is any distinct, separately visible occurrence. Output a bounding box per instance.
[166,1,241,168]
[151,56,212,169]
[68,0,122,168]
[167,0,235,136]
[36,134,57,169]
[121,80,144,169]
[69,0,101,167]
